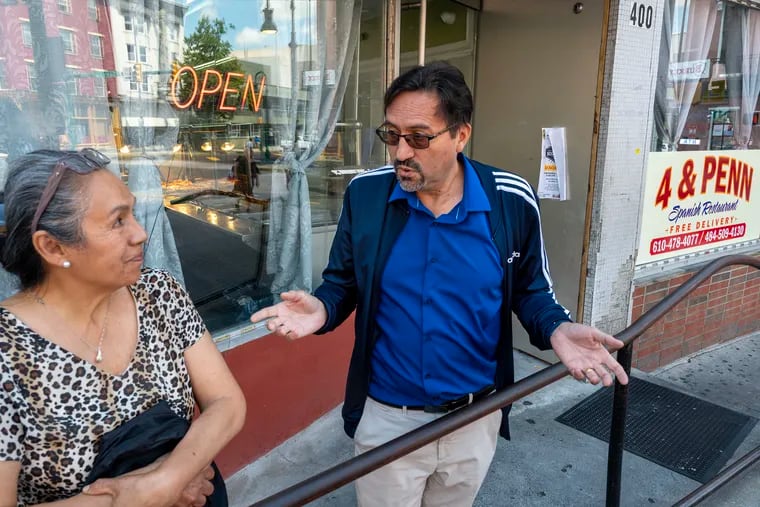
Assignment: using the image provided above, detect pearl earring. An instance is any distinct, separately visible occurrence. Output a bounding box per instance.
[62,260,71,269]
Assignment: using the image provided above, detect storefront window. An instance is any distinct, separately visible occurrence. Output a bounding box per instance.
[637,0,759,267]
[0,0,484,341]
[653,0,760,152]
[399,0,478,156]
[0,0,385,340]
[400,0,476,74]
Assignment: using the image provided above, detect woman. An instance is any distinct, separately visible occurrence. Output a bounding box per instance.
[0,150,246,506]
[230,155,258,194]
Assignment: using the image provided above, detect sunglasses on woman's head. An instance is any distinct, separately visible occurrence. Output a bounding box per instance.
[30,148,111,233]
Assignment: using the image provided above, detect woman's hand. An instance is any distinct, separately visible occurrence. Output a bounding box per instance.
[82,464,215,507]
[173,465,215,507]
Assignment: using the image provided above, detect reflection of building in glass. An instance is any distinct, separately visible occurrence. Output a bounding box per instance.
[107,0,186,151]
[0,0,116,150]
[0,0,186,153]
[107,0,185,100]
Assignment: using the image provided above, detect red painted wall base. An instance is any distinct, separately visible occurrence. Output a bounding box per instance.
[215,314,355,476]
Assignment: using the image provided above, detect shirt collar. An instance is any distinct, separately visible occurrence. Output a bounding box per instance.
[388,155,491,213]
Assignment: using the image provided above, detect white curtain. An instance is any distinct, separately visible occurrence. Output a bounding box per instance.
[734,8,760,148]
[128,157,184,285]
[119,0,184,285]
[655,0,718,151]
[122,99,185,285]
[266,0,362,295]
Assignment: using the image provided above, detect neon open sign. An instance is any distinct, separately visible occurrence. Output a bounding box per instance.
[170,66,266,112]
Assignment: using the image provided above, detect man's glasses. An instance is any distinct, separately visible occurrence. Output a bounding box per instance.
[31,148,111,233]
[375,125,455,150]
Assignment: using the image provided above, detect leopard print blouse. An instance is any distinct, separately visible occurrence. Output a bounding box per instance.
[0,269,206,506]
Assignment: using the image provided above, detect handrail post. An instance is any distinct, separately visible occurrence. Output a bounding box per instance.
[606,342,633,507]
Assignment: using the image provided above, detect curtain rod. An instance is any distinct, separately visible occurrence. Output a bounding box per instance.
[726,0,760,11]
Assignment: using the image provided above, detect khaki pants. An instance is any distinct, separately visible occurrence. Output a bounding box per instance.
[354,397,502,507]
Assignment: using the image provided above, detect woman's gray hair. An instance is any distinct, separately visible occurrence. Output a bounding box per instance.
[2,150,103,289]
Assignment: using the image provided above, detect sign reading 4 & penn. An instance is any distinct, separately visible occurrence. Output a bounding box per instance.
[636,151,758,266]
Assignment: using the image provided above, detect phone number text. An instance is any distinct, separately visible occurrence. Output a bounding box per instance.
[650,223,747,255]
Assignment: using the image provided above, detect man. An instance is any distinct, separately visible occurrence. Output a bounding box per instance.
[251,62,628,506]
[245,137,255,161]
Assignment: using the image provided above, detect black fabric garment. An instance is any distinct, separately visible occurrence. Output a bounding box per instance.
[85,400,227,506]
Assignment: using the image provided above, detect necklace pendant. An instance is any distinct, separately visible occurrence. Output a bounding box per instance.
[95,347,103,363]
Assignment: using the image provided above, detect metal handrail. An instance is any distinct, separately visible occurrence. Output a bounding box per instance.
[673,444,760,507]
[607,253,760,506]
[250,254,760,507]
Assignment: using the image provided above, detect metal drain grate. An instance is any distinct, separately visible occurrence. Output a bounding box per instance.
[556,376,757,483]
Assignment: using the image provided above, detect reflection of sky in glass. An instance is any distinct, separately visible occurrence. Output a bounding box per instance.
[673,0,690,34]
[184,0,317,52]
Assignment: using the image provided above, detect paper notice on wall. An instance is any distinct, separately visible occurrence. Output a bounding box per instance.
[537,127,569,200]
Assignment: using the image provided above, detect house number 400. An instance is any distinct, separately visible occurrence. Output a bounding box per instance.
[630,2,654,29]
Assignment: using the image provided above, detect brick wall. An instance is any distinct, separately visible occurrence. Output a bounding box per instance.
[630,257,760,372]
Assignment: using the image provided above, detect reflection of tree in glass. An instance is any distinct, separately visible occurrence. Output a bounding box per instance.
[178,17,244,122]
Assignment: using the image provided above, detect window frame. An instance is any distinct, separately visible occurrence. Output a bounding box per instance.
[66,78,78,97]
[94,77,106,97]
[60,28,77,55]
[90,34,103,59]
[21,21,32,47]
[57,0,72,14]
[87,0,98,21]
[0,61,6,90]
[26,62,37,91]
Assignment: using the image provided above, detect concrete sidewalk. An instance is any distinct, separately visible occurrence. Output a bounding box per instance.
[227,332,760,506]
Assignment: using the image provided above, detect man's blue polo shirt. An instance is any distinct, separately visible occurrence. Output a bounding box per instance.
[368,159,504,406]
